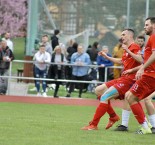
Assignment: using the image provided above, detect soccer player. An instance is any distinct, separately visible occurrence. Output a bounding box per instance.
[114,35,155,134]
[125,17,155,134]
[81,28,141,131]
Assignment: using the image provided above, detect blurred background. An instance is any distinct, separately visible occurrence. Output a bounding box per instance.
[0,0,155,55]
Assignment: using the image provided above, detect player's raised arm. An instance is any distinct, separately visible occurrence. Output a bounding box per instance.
[98,51,122,65]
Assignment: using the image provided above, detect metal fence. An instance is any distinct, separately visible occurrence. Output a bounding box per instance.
[26,0,155,55]
[0,60,122,95]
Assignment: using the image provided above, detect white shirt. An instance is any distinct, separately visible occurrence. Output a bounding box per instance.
[6,39,14,52]
[34,51,51,70]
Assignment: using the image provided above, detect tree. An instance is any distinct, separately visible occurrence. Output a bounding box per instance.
[0,0,27,37]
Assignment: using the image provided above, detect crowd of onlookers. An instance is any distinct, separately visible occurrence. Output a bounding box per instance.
[31,29,122,98]
[0,30,145,98]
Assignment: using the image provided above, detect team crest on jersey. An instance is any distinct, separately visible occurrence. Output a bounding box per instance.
[132,84,139,92]
[117,83,124,88]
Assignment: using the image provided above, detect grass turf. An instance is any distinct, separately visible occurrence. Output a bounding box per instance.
[28,84,96,99]
[0,102,154,145]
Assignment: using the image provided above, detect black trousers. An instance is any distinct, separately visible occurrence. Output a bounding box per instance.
[68,75,86,96]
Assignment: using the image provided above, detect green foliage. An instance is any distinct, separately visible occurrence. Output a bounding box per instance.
[0,102,154,145]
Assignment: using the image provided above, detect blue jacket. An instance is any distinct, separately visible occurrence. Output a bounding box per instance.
[71,52,91,76]
[97,53,113,67]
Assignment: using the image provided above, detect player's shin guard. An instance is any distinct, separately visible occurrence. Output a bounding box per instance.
[130,103,145,124]
[90,103,108,126]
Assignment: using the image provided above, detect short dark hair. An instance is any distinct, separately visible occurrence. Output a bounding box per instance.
[54,29,60,35]
[123,28,135,35]
[137,35,145,41]
[123,28,135,38]
[146,17,155,24]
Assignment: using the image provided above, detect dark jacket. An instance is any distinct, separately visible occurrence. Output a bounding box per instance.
[51,35,59,50]
[0,46,14,70]
[87,48,99,63]
[47,53,65,82]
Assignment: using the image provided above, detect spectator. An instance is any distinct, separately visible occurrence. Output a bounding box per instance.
[60,43,67,58]
[67,42,78,62]
[135,35,145,55]
[51,29,60,50]
[66,44,91,98]
[87,41,100,84]
[48,45,67,98]
[41,35,52,56]
[30,35,52,92]
[97,45,113,82]
[4,32,14,52]
[33,45,51,97]
[65,42,78,89]
[0,39,14,94]
[87,41,100,64]
[112,39,124,79]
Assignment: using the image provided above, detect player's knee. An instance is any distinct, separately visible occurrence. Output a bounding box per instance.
[94,84,106,96]
[125,91,135,105]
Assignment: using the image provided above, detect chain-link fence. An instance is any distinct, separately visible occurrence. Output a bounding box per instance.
[27,0,155,55]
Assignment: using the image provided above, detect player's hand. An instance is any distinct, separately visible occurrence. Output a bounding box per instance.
[122,44,128,51]
[135,67,144,80]
[98,51,107,57]
[122,69,133,75]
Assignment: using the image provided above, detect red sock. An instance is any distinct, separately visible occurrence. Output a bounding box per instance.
[130,103,145,124]
[90,103,108,126]
[107,100,117,118]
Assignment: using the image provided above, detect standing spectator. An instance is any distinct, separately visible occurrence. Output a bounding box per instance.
[33,45,51,97]
[0,39,14,94]
[97,45,113,82]
[48,45,67,97]
[4,32,14,52]
[66,42,78,89]
[66,42,78,62]
[30,35,52,92]
[41,35,52,56]
[51,29,60,50]
[112,39,124,79]
[60,43,67,58]
[66,44,91,98]
[87,41,100,87]
[87,41,100,64]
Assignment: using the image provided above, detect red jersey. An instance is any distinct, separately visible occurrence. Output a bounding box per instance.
[143,34,155,78]
[121,43,141,79]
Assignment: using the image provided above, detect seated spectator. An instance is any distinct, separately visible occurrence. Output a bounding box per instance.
[97,45,113,82]
[66,44,91,98]
[48,45,67,98]
[33,45,51,97]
